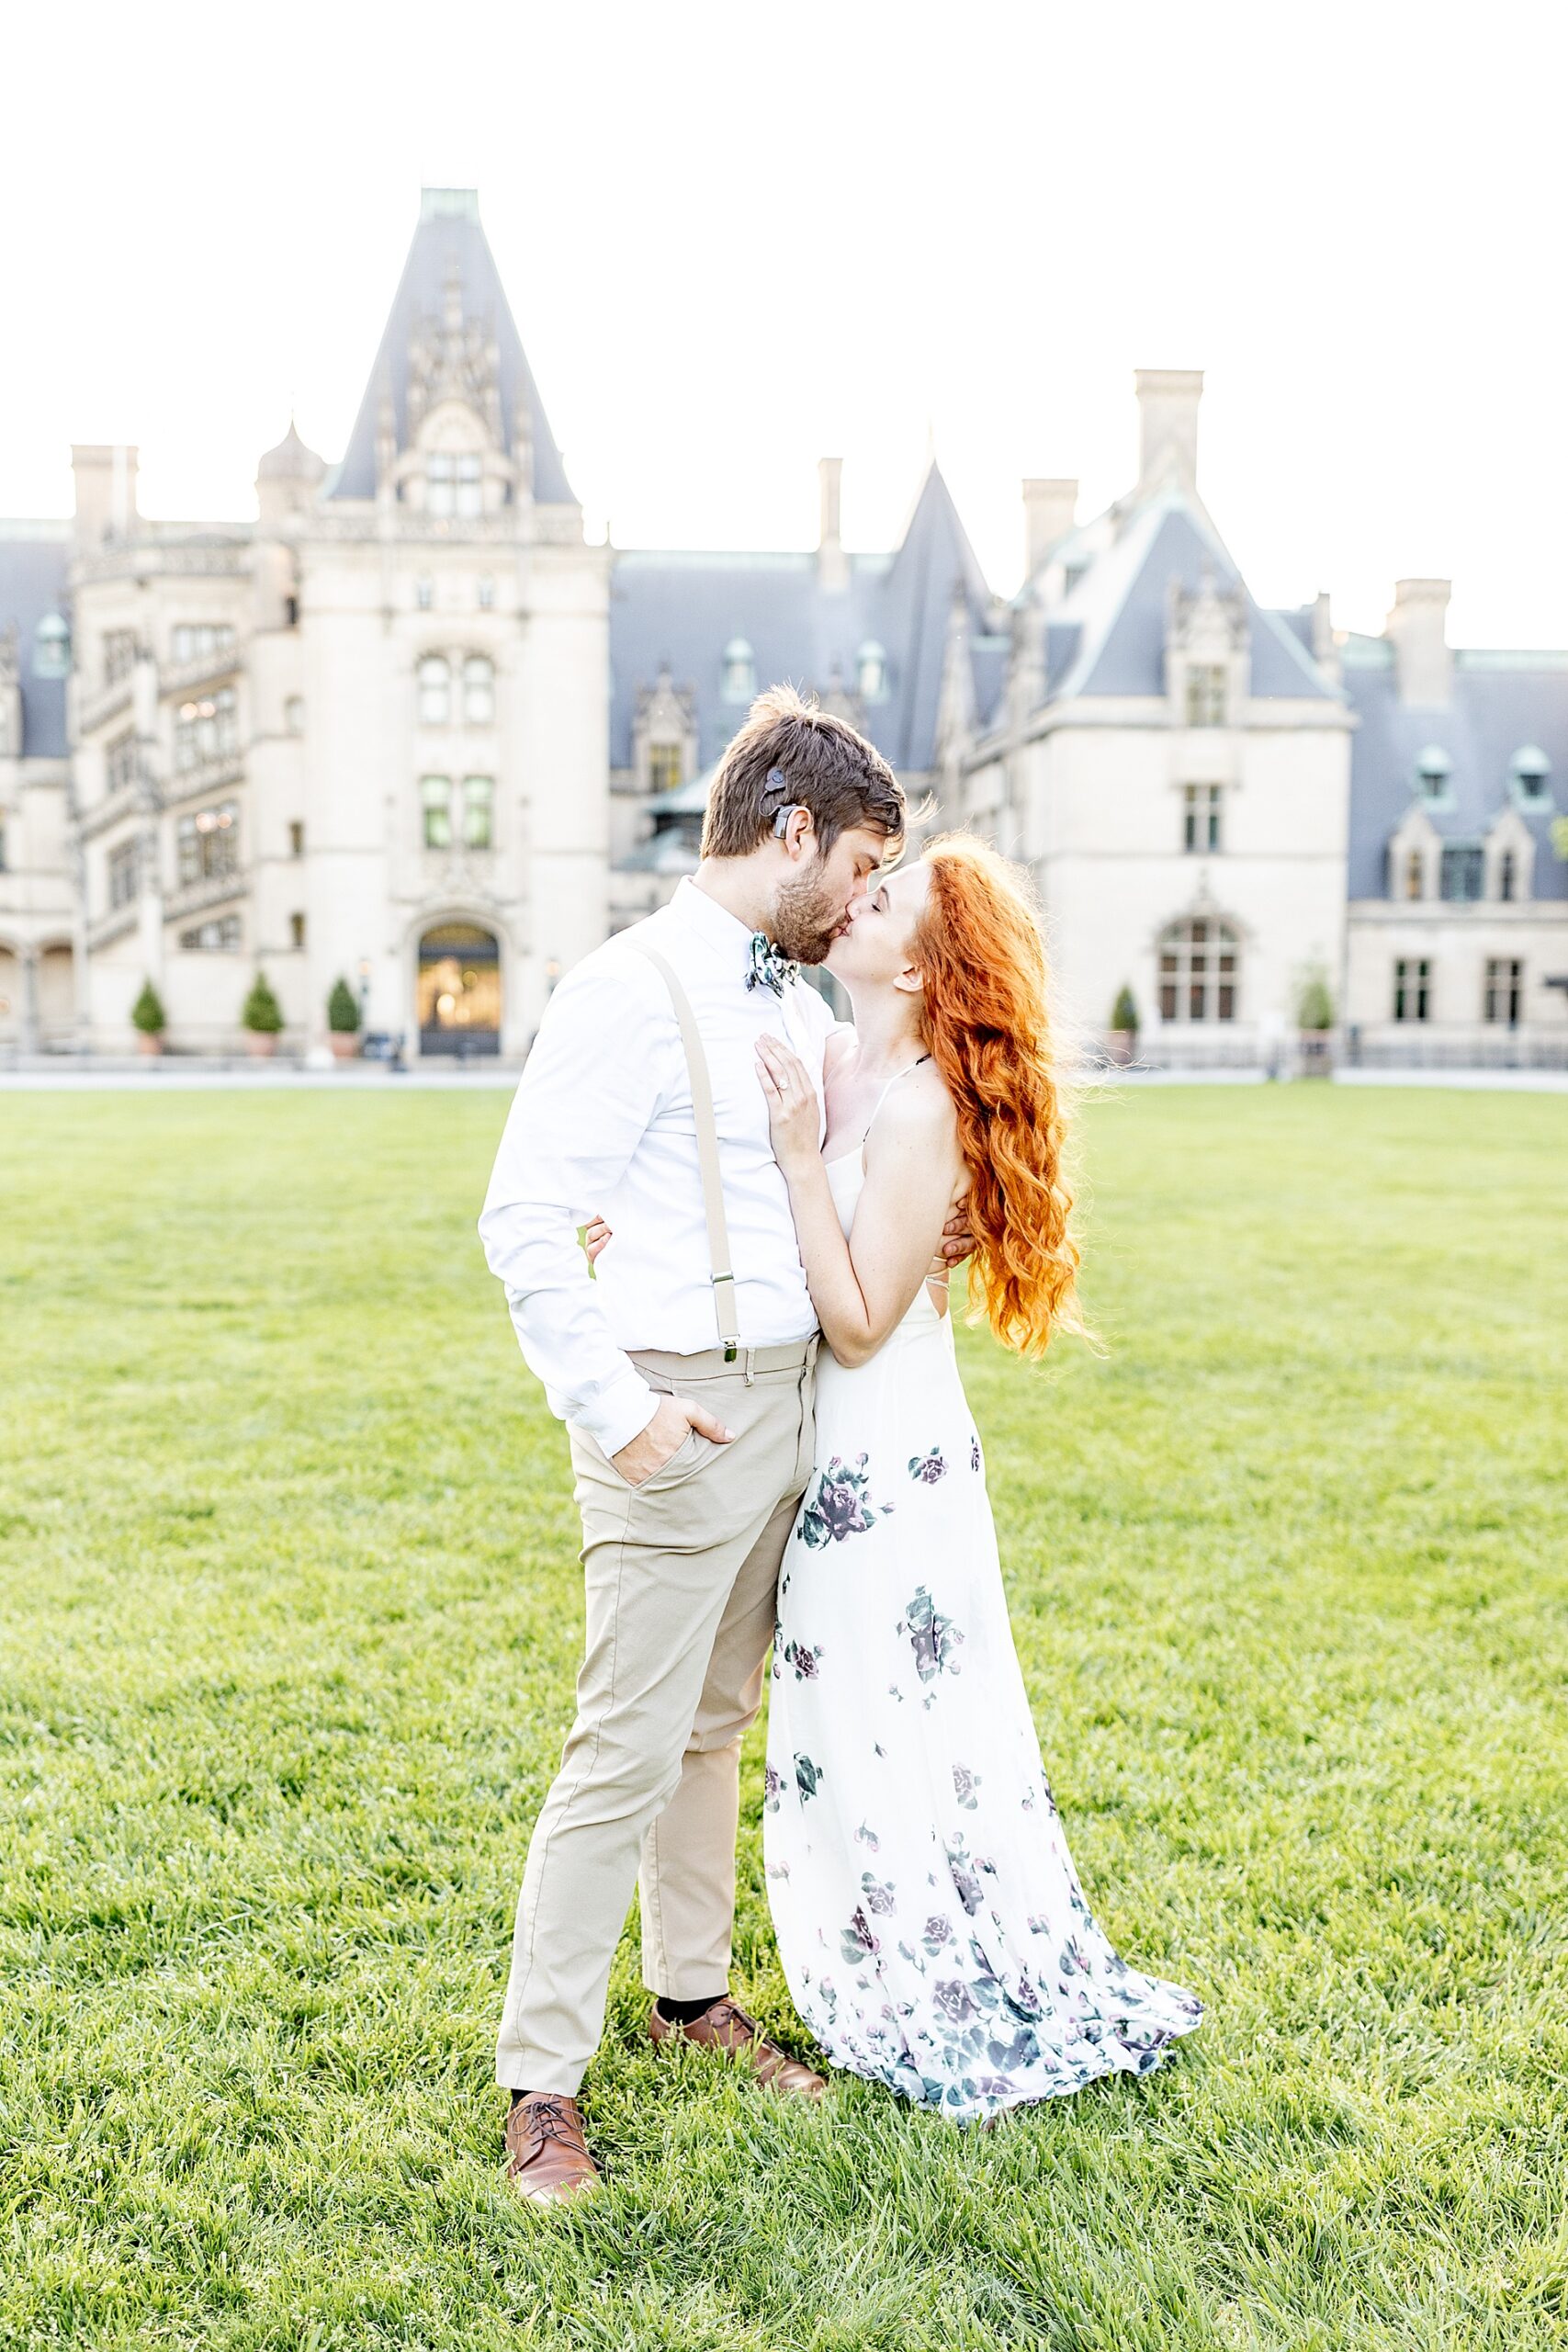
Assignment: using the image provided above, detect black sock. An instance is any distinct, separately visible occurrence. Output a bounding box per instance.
[656,1992,727,2027]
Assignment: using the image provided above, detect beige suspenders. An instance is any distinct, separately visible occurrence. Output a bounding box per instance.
[631,943,740,1363]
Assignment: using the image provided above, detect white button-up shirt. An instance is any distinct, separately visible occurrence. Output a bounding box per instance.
[479,877,837,1456]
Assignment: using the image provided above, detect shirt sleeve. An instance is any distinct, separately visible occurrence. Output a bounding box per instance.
[478,955,675,1455]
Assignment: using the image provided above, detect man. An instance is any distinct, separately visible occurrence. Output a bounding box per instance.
[479,685,909,2203]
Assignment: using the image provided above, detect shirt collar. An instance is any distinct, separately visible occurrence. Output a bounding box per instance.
[668,876,763,971]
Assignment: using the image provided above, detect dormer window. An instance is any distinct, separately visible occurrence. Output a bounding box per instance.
[1509,744,1551,807]
[1498,849,1517,902]
[418,655,451,726]
[1184,663,1226,728]
[1415,745,1452,804]
[648,741,683,795]
[33,613,70,680]
[856,639,887,702]
[428,452,482,519]
[1403,848,1424,900]
[721,637,756,703]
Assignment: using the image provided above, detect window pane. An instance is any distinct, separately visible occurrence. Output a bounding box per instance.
[422,775,451,848]
[462,776,493,848]
[463,656,494,725]
[1159,982,1177,1021]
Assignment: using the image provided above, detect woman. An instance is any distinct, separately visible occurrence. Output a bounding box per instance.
[752,833,1202,2123]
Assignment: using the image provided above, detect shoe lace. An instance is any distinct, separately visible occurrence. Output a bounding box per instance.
[519,2096,583,2152]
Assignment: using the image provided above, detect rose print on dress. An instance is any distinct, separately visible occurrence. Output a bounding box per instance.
[783,1638,823,1681]
[897,1586,964,1684]
[794,1752,825,1804]
[946,1842,984,1917]
[953,1763,981,1811]
[970,1434,982,1472]
[860,1871,897,1916]
[763,1760,784,1815]
[840,1905,881,1967]
[799,1453,895,1547]
[908,1446,947,1484]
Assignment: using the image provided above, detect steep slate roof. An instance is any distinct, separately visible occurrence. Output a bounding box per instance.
[327,191,573,504]
[608,462,993,775]
[0,524,72,760]
[1339,645,1568,899]
[1055,490,1338,704]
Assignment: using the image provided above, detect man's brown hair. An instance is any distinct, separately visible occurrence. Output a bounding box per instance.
[701,684,905,860]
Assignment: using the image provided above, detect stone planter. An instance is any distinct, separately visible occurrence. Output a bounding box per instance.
[328,1032,360,1060]
[1105,1029,1138,1068]
[1297,1031,1333,1077]
[244,1031,279,1058]
[135,1032,164,1057]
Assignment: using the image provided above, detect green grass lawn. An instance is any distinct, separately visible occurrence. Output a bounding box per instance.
[2,1083,1565,2351]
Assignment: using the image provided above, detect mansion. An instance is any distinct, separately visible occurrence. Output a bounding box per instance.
[2,187,1565,1064]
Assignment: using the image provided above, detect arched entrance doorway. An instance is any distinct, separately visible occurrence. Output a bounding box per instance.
[417,922,502,1057]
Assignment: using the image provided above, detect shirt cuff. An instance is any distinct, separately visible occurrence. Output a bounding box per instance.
[570,1367,660,1458]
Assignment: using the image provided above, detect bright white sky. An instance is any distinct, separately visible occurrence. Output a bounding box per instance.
[5,0,1560,645]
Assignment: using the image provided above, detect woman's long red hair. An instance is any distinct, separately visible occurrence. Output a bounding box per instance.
[912,834,1087,1359]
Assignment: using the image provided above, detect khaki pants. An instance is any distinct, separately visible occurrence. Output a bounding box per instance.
[496,1338,818,2096]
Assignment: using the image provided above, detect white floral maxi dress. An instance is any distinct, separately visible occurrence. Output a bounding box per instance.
[763,1148,1204,2123]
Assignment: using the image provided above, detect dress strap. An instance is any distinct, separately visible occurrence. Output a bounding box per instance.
[858,1054,932,1167]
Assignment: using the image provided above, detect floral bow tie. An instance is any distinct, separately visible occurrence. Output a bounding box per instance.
[746,931,799,998]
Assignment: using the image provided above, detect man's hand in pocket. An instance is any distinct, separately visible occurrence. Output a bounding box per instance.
[611,1393,735,1487]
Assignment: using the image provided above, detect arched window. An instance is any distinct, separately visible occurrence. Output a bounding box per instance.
[427,451,483,519]
[1404,849,1424,900]
[1157,916,1239,1023]
[856,639,887,701]
[33,613,70,680]
[721,637,756,703]
[418,655,450,727]
[1415,744,1451,804]
[463,654,494,727]
[1509,744,1551,807]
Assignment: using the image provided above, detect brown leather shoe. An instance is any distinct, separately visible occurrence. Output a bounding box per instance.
[503,2093,600,2205]
[648,1996,827,2099]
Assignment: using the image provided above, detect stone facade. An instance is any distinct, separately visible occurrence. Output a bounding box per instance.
[2,194,1564,1061]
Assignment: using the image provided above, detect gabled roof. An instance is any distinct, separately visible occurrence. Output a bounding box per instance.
[327,189,573,504]
[607,461,995,775]
[1340,648,1568,899]
[1055,490,1338,705]
[0,524,72,760]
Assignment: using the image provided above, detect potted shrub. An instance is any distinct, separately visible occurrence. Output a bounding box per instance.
[326,975,362,1060]
[1296,970,1335,1075]
[242,971,285,1058]
[131,979,166,1057]
[1107,985,1139,1067]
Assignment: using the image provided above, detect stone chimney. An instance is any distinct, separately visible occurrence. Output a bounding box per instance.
[818,457,848,592]
[1134,369,1202,494]
[1386,578,1451,707]
[1021,479,1078,576]
[1311,590,1340,685]
[72,444,139,548]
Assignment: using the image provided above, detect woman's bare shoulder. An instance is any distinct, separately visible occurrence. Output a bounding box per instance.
[874,1059,961,1156]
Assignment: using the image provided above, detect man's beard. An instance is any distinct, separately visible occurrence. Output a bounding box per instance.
[771,862,848,966]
